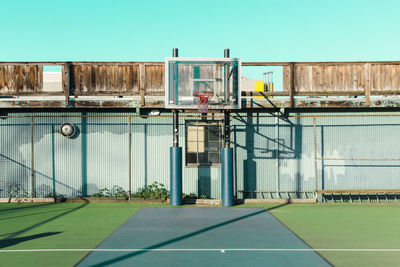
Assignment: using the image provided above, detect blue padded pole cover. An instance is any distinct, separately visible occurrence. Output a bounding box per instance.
[170,147,182,206]
[221,147,233,207]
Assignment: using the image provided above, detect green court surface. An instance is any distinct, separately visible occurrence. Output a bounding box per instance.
[0,203,400,266]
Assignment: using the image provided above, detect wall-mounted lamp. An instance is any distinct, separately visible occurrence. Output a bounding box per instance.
[149,109,161,116]
[60,123,77,138]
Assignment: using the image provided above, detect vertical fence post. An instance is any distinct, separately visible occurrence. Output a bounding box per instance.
[289,63,295,108]
[139,64,145,107]
[313,117,318,201]
[365,63,371,107]
[31,116,35,198]
[81,114,87,197]
[275,112,280,198]
[52,124,56,197]
[128,116,132,202]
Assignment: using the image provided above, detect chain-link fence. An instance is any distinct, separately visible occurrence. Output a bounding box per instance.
[1,112,400,200]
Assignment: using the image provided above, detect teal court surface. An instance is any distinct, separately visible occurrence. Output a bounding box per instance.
[77,207,330,266]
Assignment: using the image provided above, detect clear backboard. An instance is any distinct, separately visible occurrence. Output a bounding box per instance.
[165,58,241,110]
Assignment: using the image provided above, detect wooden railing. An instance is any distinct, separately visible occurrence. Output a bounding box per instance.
[243,61,400,107]
[1,61,400,107]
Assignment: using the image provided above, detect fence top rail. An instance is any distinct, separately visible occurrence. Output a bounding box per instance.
[243,61,400,66]
[0,61,164,65]
[316,189,400,194]
[3,113,400,119]
[1,61,400,66]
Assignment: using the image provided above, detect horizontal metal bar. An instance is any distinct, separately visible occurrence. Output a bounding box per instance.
[290,114,400,118]
[4,113,400,119]
[1,61,400,66]
[316,157,400,161]
[371,90,400,95]
[243,91,366,97]
[236,190,314,193]
[73,91,164,96]
[316,190,400,194]
[0,61,164,65]
[243,61,400,66]
[0,114,225,118]
[242,91,289,96]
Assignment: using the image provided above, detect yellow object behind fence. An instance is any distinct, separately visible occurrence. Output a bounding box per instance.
[254,80,274,99]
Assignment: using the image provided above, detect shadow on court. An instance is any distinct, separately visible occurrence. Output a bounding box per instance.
[0,207,78,221]
[78,205,331,267]
[1,200,89,247]
[0,203,56,212]
[0,232,62,249]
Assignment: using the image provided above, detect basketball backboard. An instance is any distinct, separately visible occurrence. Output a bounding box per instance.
[165,58,241,110]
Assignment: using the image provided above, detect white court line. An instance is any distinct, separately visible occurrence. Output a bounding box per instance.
[1,248,400,252]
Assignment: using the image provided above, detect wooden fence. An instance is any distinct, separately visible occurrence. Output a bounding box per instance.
[1,61,400,107]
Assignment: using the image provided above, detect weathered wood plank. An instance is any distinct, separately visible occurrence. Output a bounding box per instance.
[38,65,43,92]
[145,65,164,92]
[282,65,290,91]
[139,64,145,106]
[364,64,371,106]
[125,65,130,92]
[0,67,4,89]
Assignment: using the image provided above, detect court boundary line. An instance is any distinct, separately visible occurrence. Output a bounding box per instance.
[1,248,400,252]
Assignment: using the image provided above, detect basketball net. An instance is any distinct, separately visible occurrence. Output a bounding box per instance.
[193,91,214,113]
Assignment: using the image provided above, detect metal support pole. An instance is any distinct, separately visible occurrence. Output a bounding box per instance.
[81,114,87,197]
[222,148,233,206]
[224,48,230,103]
[51,124,56,197]
[170,147,182,206]
[128,116,132,202]
[275,112,280,198]
[313,117,319,201]
[223,111,230,148]
[171,111,182,205]
[170,47,182,206]
[222,110,233,206]
[173,48,178,57]
[224,48,230,58]
[173,111,179,147]
[31,116,35,198]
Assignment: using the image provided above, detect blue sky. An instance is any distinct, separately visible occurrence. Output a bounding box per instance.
[1,0,400,62]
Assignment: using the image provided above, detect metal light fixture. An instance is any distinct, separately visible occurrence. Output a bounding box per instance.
[60,123,76,138]
[149,109,160,116]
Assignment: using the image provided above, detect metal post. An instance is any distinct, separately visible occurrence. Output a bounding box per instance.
[224,48,230,58]
[128,116,132,202]
[170,147,182,206]
[81,114,87,197]
[171,111,182,205]
[275,112,280,198]
[313,117,319,201]
[173,111,179,147]
[173,48,179,104]
[222,110,233,206]
[223,111,230,148]
[221,148,233,206]
[224,48,230,103]
[170,48,182,206]
[31,116,35,198]
[51,124,56,197]
[173,48,178,57]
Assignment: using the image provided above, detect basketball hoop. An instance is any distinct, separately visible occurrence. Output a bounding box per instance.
[193,91,214,113]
